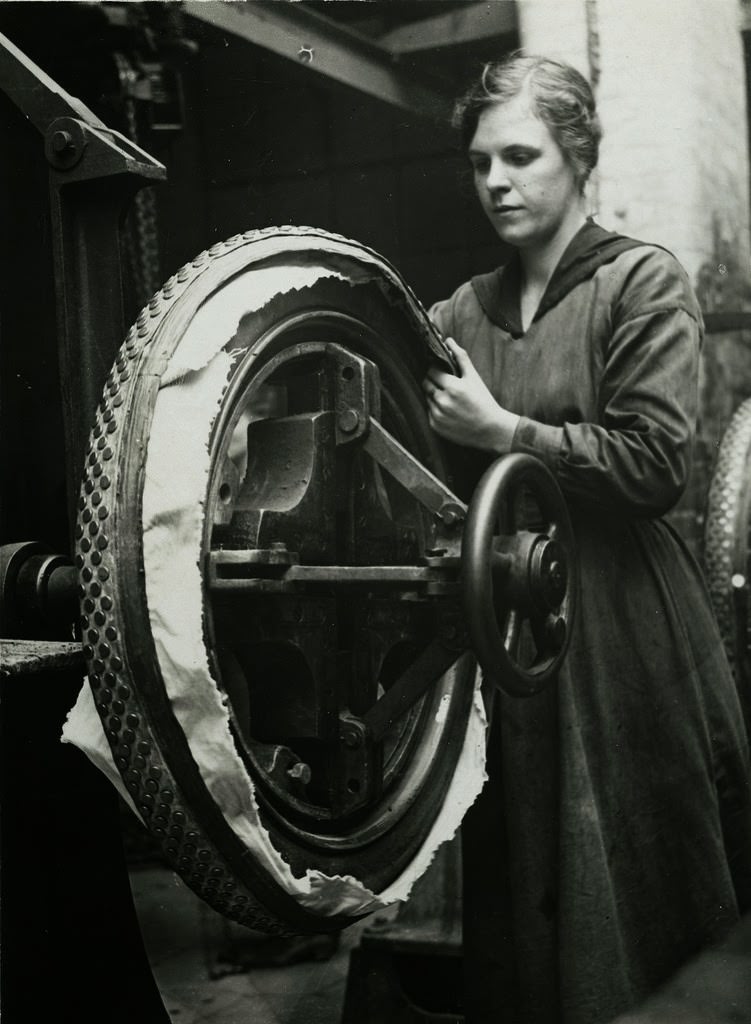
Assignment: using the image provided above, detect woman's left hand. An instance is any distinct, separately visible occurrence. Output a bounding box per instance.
[422,338,520,452]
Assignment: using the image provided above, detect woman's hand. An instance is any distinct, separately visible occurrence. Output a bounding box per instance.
[422,338,520,452]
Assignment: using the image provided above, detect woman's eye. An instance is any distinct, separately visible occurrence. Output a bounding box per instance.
[471,160,490,176]
[507,150,535,167]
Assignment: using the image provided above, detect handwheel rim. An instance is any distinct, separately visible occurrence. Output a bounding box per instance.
[461,453,577,697]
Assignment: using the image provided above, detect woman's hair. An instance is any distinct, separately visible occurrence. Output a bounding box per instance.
[454,53,602,189]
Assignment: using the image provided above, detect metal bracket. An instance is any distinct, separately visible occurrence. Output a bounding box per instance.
[0,31,167,527]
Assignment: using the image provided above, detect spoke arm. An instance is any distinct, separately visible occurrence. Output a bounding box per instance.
[363,419,467,530]
[362,639,463,742]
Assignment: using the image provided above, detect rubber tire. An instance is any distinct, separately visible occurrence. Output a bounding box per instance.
[75,228,476,934]
[704,395,751,738]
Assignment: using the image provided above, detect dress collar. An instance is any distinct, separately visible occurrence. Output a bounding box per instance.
[470,220,645,337]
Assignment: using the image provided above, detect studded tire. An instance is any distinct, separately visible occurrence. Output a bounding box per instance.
[704,395,751,736]
[75,227,477,934]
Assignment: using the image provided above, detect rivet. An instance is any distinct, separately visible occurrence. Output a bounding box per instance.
[137,740,151,755]
[112,700,125,716]
[134,755,146,770]
[103,447,113,461]
[117,744,131,760]
[94,610,105,625]
[112,395,123,407]
[93,464,102,477]
[153,827,166,839]
[88,521,99,536]
[74,524,83,539]
[75,555,85,569]
[80,615,89,629]
[83,598,95,613]
[105,626,117,641]
[172,809,184,824]
[119,368,131,382]
[145,779,158,793]
[111,656,123,671]
[103,408,113,423]
[117,684,130,700]
[106,421,116,433]
[108,383,119,397]
[161,790,174,804]
[82,567,93,582]
[101,476,111,490]
[183,843,196,855]
[149,766,162,780]
[93,423,102,438]
[198,849,211,862]
[97,436,106,450]
[123,729,136,745]
[126,780,138,794]
[116,756,128,769]
[84,480,94,494]
[90,582,102,597]
[80,537,91,553]
[82,508,92,523]
[83,645,94,659]
[87,629,99,643]
[91,492,101,507]
[154,815,167,827]
[170,825,183,839]
[103,672,116,687]
[139,802,152,816]
[77,584,86,598]
[126,713,139,728]
[195,862,208,874]
[91,551,102,565]
[98,567,110,581]
[126,770,140,785]
[166,842,178,856]
[88,451,97,466]
[78,496,86,510]
[109,716,122,732]
[97,535,108,550]
[100,689,112,704]
[101,596,113,611]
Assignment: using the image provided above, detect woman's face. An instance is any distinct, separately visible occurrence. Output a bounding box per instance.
[468,92,582,251]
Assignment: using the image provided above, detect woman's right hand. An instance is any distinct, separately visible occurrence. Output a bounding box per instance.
[422,337,520,453]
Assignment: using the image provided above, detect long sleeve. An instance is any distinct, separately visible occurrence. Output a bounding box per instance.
[510,250,702,517]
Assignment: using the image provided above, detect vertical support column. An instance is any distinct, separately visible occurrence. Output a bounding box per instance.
[516,0,751,288]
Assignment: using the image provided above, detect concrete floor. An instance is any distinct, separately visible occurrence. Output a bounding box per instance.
[129,865,380,1024]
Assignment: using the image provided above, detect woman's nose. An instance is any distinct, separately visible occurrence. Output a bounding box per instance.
[485,158,510,193]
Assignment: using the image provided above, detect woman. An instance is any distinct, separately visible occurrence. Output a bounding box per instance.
[424,55,751,1024]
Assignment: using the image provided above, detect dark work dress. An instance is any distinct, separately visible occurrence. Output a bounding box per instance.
[430,223,751,1024]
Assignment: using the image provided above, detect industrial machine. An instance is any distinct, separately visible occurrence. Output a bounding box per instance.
[0,27,577,1009]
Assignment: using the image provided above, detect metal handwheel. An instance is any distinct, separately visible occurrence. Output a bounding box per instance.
[462,453,577,697]
[74,227,576,935]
